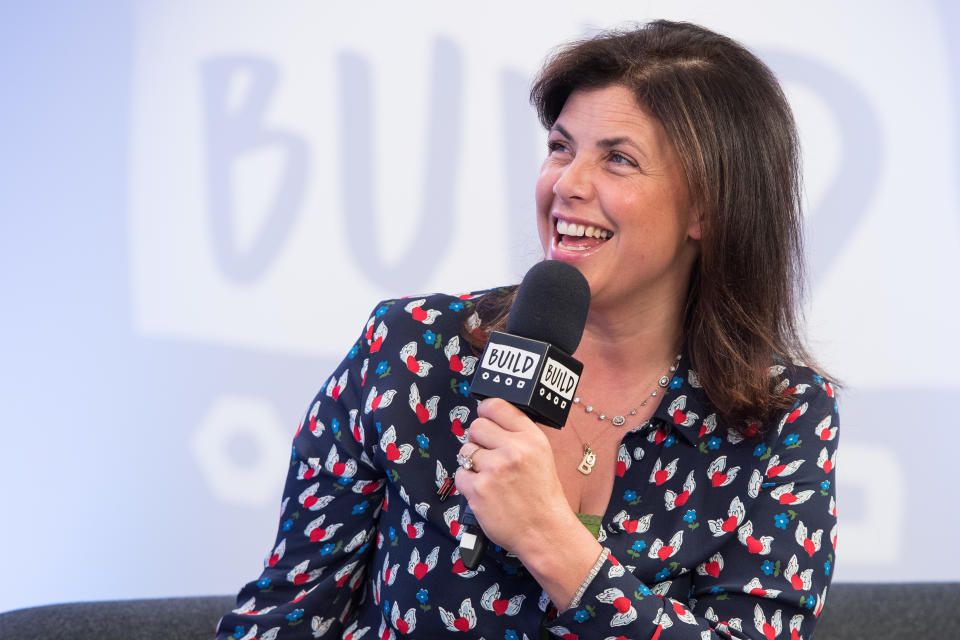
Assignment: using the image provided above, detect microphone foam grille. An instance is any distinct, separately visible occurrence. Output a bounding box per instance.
[506,260,591,355]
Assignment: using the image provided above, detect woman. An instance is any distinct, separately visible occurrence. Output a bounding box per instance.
[216,20,838,640]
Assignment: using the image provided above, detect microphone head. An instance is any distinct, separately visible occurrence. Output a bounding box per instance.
[506,260,591,355]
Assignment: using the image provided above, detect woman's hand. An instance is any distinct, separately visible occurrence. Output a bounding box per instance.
[455,397,604,608]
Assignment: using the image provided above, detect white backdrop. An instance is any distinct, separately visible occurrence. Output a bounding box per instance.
[2,0,959,612]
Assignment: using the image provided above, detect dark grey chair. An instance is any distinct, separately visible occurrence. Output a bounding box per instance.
[1,583,957,639]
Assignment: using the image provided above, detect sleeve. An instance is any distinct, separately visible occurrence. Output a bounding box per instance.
[215,308,386,640]
[546,377,839,640]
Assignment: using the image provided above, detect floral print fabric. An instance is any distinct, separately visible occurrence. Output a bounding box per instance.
[215,290,839,640]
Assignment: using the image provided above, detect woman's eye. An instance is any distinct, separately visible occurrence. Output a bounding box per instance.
[547,140,570,154]
[609,152,635,166]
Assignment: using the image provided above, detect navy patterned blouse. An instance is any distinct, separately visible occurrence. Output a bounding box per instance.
[215,289,839,640]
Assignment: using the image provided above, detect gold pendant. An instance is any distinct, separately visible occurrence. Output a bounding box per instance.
[577,444,597,475]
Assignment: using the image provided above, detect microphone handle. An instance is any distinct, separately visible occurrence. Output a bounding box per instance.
[458,502,488,570]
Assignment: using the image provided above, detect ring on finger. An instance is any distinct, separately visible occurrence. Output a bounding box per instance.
[457,445,481,471]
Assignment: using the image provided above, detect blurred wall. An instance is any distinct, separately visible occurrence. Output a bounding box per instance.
[2,0,959,612]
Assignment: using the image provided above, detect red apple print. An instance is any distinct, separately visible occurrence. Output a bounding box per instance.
[386,443,401,461]
[779,493,797,505]
[675,491,689,506]
[657,545,673,560]
[362,482,380,495]
[310,528,327,542]
[750,587,767,597]
[380,628,390,640]
[746,536,763,554]
[492,599,509,615]
[309,416,318,433]
[651,628,662,640]
[615,461,627,477]
[303,495,318,509]
[268,553,279,567]
[562,634,578,640]
[449,521,460,537]
[353,424,363,442]
[722,516,737,532]
[371,395,383,411]
[819,430,831,441]
[654,470,669,485]
[763,623,776,640]
[365,324,374,340]
[293,572,308,585]
[406,356,420,374]
[803,540,816,557]
[744,423,759,437]
[711,472,728,487]
[613,596,631,613]
[452,558,467,574]
[331,386,341,402]
[396,619,409,634]
[370,337,383,353]
[786,407,802,423]
[767,464,785,478]
[413,563,429,579]
[622,519,638,533]
[406,524,418,538]
[411,307,427,322]
[792,630,802,640]
[608,554,619,566]
[303,468,316,480]
[704,561,720,577]
[415,404,429,423]
[336,574,349,588]
[451,419,464,437]
[672,410,687,424]
[672,601,688,616]
[822,460,833,473]
[791,574,804,590]
[654,429,667,444]
[333,462,346,476]
[449,355,463,372]
[453,617,470,632]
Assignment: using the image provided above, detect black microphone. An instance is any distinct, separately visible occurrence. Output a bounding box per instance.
[458,260,591,570]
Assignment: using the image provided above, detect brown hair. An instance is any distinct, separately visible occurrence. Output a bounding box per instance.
[468,21,824,433]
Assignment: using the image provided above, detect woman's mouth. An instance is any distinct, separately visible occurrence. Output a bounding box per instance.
[555,218,612,251]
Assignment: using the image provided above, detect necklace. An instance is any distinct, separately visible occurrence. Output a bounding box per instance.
[569,353,681,475]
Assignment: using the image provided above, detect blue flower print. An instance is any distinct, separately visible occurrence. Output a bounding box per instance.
[821,480,831,491]
[761,561,774,576]
[375,361,388,375]
[281,519,293,531]
[632,540,647,552]
[449,301,464,311]
[753,443,767,457]
[457,381,470,397]
[375,305,388,317]
[423,330,436,344]
[824,560,832,576]
[774,513,789,529]
[805,597,816,610]
[707,437,721,450]
[669,376,683,389]
[388,527,397,541]
[320,543,335,556]
[505,631,519,640]
[416,589,429,603]
[352,500,369,515]
[256,577,272,589]
[655,568,670,581]
[784,433,799,446]
[348,344,359,359]
[574,609,590,623]
[709,586,723,594]
[623,489,637,501]
[683,509,697,523]
[638,584,653,596]
[664,434,676,448]
[331,418,340,435]
[285,608,304,622]
[417,434,429,449]
[384,600,391,615]
[232,626,245,638]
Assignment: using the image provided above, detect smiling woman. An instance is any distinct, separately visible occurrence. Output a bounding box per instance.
[214,20,838,640]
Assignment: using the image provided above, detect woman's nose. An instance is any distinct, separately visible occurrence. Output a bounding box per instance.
[552,159,593,202]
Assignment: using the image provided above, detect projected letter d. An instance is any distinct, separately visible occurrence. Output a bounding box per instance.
[202,58,309,283]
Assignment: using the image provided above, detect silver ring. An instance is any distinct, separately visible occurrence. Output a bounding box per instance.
[457,445,480,471]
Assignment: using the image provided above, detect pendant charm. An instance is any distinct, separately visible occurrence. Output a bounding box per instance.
[577,445,597,475]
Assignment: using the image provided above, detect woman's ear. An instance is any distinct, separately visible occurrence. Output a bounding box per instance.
[687,207,703,241]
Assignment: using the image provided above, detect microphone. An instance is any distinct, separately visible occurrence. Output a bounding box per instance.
[458,260,591,569]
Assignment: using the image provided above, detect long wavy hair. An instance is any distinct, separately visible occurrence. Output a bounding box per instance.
[466,21,823,433]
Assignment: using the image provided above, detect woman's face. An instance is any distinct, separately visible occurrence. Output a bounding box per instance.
[535,85,701,315]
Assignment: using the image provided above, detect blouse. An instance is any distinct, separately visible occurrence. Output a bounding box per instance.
[214,289,839,640]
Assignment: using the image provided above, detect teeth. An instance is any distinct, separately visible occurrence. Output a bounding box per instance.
[556,219,611,239]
